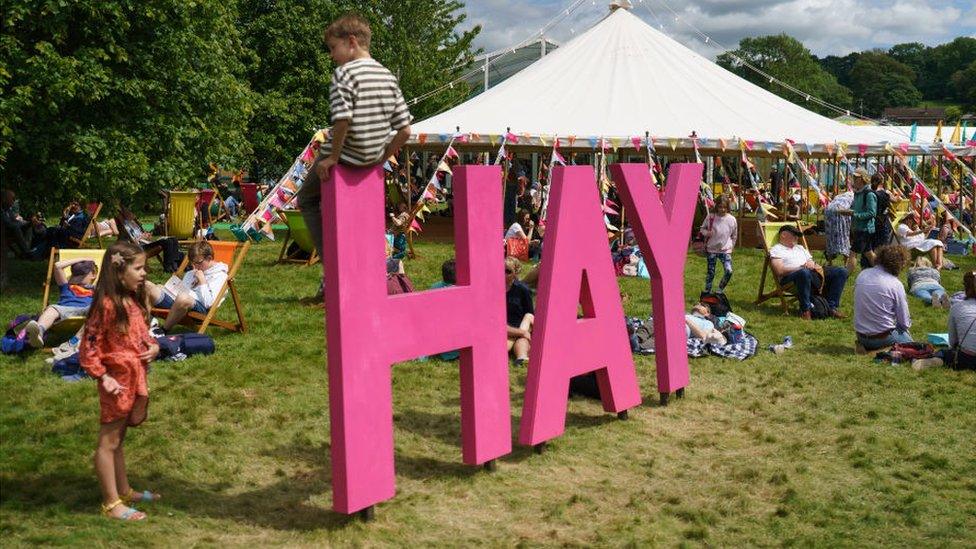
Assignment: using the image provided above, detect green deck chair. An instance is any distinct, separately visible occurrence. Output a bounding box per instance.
[276,209,319,266]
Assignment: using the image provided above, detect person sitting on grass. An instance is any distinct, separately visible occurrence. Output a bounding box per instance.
[429,258,460,360]
[853,245,913,351]
[146,241,228,332]
[768,225,848,320]
[24,259,98,348]
[896,213,945,269]
[906,257,949,308]
[505,256,534,365]
[79,242,161,521]
[913,270,976,371]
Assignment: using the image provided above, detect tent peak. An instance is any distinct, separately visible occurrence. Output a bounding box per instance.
[609,1,633,12]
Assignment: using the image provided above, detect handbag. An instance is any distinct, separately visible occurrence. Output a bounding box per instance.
[946,315,976,368]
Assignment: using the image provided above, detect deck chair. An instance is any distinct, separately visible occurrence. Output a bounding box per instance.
[165,190,199,241]
[755,220,808,314]
[41,248,107,339]
[68,202,104,249]
[196,189,217,230]
[241,183,259,216]
[151,240,251,333]
[276,209,319,266]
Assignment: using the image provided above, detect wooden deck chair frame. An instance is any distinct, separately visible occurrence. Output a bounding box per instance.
[755,220,809,314]
[69,202,104,249]
[114,214,167,268]
[151,240,251,334]
[209,184,234,222]
[276,209,319,266]
[41,247,108,338]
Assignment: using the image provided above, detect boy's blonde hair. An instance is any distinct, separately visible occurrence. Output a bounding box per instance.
[188,241,214,262]
[914,257,933,269]
[325,12,372,49]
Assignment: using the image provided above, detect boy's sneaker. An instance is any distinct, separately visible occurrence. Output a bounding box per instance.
[25,321,44,349]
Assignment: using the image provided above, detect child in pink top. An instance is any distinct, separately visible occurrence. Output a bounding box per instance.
[699,195,737,293]
[80,242,160,521]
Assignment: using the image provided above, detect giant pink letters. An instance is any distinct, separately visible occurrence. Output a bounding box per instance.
[610,163,703,396]
[320,165,511,514]
[319,162,701,515]
[519,165,642,446]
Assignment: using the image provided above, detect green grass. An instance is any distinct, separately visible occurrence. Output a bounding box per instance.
[2,234,975,546]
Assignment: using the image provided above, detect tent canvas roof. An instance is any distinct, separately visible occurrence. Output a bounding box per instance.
[409,7,966,156]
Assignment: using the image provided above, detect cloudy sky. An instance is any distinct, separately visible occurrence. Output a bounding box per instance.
[460,0,976,59]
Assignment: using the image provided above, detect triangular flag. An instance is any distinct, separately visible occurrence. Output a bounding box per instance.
[505,132,519,143]
[857,143,868,156]
[602,204,619,216]
[439,133,450,142]
[668,138,678,151]
[445,146,459,159]
[909,123,917,143]
[803,143,813,155]
[539,135,548,147]
[470,132,481,142]
[825,143,835,156]
[415,210,426,221]
[646,136,656,152]
[418,134,428,145]
[898,143,909,155]
[610,138,622,152]
[493,142,506,165]
[588,137,598,149]
[949,121,961,145]
[764,142,774,154]
[934,120,943,143]
[409,219,423,233]
[488,134,497,146]
[631,136,642,151]
[568,135,577,147]
[719,138,727,152]
[436,160,451,173]
[454,133,468,144]
[744,140,755,150]
[552,148,566,166]
[521,132,531,143]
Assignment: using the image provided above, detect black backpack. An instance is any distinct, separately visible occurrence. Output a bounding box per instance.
[810,295,831,320]
[699,292,732,317]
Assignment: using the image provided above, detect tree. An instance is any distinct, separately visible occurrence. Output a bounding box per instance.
[2,1,254,210]
[819,52,861,89]
[237,0,341,181]
[716,34,852,117]
[917,37,976,101]
[888,42,927,86]
[951,60,976,111]
[848,51,921,117]
[236,0,481,181]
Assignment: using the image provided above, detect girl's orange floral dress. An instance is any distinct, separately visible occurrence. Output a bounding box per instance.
[80,297,154,423]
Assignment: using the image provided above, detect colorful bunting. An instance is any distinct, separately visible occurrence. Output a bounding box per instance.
[631,136,642,151]
[857,143,867,156]
[719,138,727,152]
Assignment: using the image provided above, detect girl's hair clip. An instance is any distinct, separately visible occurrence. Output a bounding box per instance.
[111,252,125,266]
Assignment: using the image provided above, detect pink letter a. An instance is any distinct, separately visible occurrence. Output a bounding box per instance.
[320,165,511,514]
[518,165,642,446]
[610,163,703,399]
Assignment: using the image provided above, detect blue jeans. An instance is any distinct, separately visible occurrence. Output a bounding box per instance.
[705,252,733,292]
[857,329,913,351]
[911,283,946,305]
[780,266,848,312]
[225,196,239,217]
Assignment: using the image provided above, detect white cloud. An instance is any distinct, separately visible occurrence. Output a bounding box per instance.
[460,0,971,59]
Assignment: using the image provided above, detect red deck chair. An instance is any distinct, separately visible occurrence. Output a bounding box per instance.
[241,183,259,216]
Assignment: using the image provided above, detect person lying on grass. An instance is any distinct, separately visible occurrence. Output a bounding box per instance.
[146,241,228,332]
[685,302,726,346]
[79,242,161,521]
[24,258,97,349]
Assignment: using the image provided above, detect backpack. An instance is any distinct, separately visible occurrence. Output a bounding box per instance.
[1,314,35,355]
[386,272,415,295]
[891,342,936,360]
[810,295,831,320]
[699,292,732,317]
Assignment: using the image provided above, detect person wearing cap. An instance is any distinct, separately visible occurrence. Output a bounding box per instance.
[769,224,849,320]
[840,168,877,268]
[24,258,98,348]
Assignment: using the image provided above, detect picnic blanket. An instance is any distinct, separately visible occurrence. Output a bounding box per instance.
[686,332,759,360]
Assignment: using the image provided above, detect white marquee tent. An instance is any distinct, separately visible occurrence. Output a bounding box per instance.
[409,5,967,156]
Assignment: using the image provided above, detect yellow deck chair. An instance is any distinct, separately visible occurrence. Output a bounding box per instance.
[151,240,251,333]
[69,202,104,249]
[41,248,107,339]
[165,191,199,241]
[755,220,809,314]
[276,209,319,266]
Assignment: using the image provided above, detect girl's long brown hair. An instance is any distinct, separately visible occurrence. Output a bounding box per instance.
[87,241,150,333]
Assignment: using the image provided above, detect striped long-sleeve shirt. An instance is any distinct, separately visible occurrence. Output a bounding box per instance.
[321,58,412,166]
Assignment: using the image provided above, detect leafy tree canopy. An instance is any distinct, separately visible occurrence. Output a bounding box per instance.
[717,34,851,116]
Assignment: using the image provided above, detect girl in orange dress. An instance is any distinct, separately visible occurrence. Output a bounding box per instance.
[80,242,160,521]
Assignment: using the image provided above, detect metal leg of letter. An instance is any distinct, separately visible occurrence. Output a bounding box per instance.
[483,459,497,472]
[617,410,629,420]
[676,387,685,399]
[659,392,670,407]
[358,505,375,522]
[533,442,547,454]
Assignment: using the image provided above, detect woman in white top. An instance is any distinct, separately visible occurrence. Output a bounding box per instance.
[914,270,976,371]
[896,213,944,269]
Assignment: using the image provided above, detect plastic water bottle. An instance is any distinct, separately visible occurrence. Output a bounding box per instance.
[783,336,793,348]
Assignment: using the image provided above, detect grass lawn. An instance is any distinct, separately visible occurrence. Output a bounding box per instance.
[2,233,975,546]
